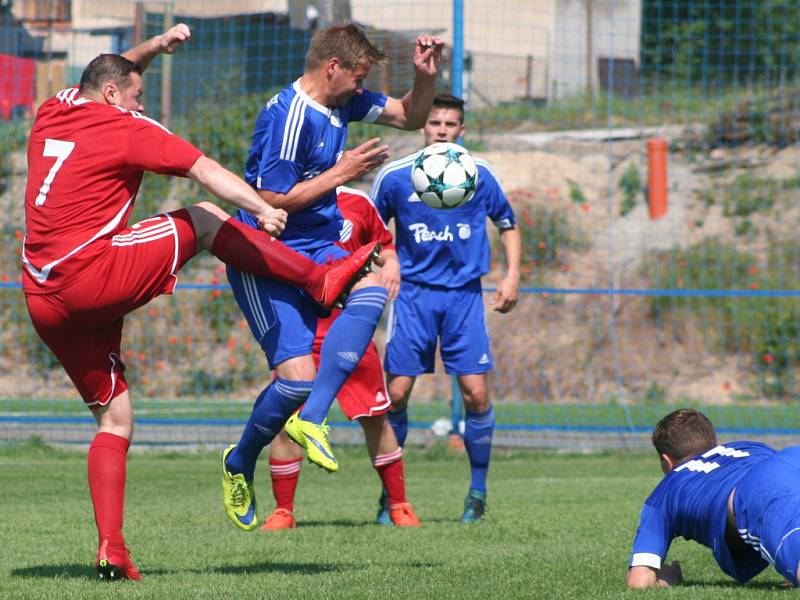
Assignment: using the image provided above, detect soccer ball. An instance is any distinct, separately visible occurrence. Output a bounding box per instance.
[430,417,452,437]
[411,142,478,209]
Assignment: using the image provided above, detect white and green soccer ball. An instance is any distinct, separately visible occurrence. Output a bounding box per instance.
[411,142,478,209]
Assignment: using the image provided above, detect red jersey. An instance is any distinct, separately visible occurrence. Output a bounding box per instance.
[335,186,394,254]
[315,186,394,338]
[22,87,203,294]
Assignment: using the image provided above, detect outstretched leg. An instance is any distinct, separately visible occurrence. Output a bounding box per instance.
[183,203,379,308]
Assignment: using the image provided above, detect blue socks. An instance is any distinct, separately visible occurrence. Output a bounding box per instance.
[300,286,387,424]
[387,407,409,448]
[464,406,495,494]
[226,378,312,480]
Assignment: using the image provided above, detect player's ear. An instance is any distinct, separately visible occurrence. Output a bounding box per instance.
[660,453,676,474]
[325,57,340,78]
[101,81,120,106]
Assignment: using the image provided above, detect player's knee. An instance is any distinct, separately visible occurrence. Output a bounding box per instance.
[463,388,489,412]
[186,201,228,248]
[389,395,408,411]
[352,272,387,295]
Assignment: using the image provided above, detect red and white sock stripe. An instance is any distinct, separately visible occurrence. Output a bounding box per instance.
[372,447,403,468]
[269,457,303,476]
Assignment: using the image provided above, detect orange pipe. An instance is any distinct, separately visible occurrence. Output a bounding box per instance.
[646,138,668,220]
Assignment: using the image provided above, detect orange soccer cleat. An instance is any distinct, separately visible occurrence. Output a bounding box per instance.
[261,508,297,531]
[389,502,421,527]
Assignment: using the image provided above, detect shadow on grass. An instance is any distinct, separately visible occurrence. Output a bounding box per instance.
[12,561,344,580]
[299,516,474,527]
[682,579,786,590]
[298,519,373,528]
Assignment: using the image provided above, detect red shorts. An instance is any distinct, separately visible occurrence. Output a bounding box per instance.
[25,210,197,406]
[312,327,390,420]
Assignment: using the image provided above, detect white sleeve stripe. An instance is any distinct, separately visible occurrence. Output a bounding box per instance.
[291,104,306,161]
[285,99,302,160]
[362,104,384,123]
[280,96,305,162]
[279,95,299,160]
[630,553,662,569]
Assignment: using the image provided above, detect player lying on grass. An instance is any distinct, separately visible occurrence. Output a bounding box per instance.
[628,408,800,588]
[22,24,376,582]
[260,187,419,531]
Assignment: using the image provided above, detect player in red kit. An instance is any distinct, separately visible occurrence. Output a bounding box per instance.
[22,25,377,581]
[262,187,419,530]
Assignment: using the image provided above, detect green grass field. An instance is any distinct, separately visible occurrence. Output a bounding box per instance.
[0,441,789,599]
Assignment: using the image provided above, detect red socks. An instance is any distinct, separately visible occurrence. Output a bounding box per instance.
[268,451,408,511]
[210,218,317,288]
[373,449,407,505]
[269,457,303,512]
[87,432,130,550]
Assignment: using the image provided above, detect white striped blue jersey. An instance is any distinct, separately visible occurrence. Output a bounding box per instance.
[369,151,515,288]
[243,79,387,250]
[630,441,775,582]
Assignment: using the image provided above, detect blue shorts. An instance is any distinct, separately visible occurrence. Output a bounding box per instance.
[227,243,347,369]
[734,446,800,586]
[384,279,492,376]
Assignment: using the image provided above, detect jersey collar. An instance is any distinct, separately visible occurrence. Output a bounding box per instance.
[293,79,333,116]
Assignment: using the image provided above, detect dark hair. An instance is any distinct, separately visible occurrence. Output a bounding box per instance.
[651,408,717,463]
[305,23,387,71]
[432,93,465,123]
[79,54,141,94]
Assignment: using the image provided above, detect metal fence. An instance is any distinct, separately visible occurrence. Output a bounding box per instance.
[3,1,800,450]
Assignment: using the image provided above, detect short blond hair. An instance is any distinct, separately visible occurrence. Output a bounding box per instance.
[305,23,387,71]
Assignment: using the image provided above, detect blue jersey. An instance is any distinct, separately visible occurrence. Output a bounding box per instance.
[370,151,516,288]
[630,441,775,582]
[244,79,387,250]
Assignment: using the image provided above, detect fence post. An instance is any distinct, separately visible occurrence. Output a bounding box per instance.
[452,0,464,99]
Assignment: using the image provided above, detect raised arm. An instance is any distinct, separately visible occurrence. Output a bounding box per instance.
[122,23,191,72]
[376,35,445,130]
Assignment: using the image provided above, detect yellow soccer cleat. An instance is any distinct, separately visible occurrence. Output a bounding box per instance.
[284,413,339,473]
[221,445,258,531]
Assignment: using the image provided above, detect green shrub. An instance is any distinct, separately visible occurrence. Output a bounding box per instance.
[505,195,588,284]
[642,239,800,398]
[619,163,643,217]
